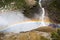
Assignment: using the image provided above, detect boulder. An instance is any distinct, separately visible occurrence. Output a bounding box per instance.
[25,0,36,7]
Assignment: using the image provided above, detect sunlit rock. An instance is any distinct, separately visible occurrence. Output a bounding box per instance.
[25,0,36,7]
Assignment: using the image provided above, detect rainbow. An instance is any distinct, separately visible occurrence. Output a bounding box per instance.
[0,20,51,33]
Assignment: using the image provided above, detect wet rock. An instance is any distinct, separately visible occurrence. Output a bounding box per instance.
[41,0,60,23]
[23,4,41,18]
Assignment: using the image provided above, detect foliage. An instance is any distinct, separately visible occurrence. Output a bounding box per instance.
[0,0,31,10]
[0,0,38,18]
[51,29,60,40]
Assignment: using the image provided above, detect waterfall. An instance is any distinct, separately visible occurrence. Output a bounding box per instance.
[39,0,46,26]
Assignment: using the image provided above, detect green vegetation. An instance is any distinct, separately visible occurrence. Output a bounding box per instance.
[0,31,50,40]
[51,28,60,40]
[0,0,38,18]
[0,0,34,10]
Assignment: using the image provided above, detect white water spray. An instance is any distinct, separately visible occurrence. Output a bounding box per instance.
[39,0,46,26]
[0,0,49,33]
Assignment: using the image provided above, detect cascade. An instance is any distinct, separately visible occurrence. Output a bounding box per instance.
[39,0,46,26]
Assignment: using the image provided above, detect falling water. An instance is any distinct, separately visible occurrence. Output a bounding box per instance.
[39,0,46,26]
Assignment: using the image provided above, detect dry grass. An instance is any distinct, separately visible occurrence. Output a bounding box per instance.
[2,31,50,40]
[0,27,55,40]
[33,26,56,32]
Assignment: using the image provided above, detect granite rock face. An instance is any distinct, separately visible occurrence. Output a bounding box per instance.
[47,0,60,23]
[42,0,60,23]
[23,0,41,18]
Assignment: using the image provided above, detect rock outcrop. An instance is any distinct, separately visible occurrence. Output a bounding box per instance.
[42,0,60,23]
